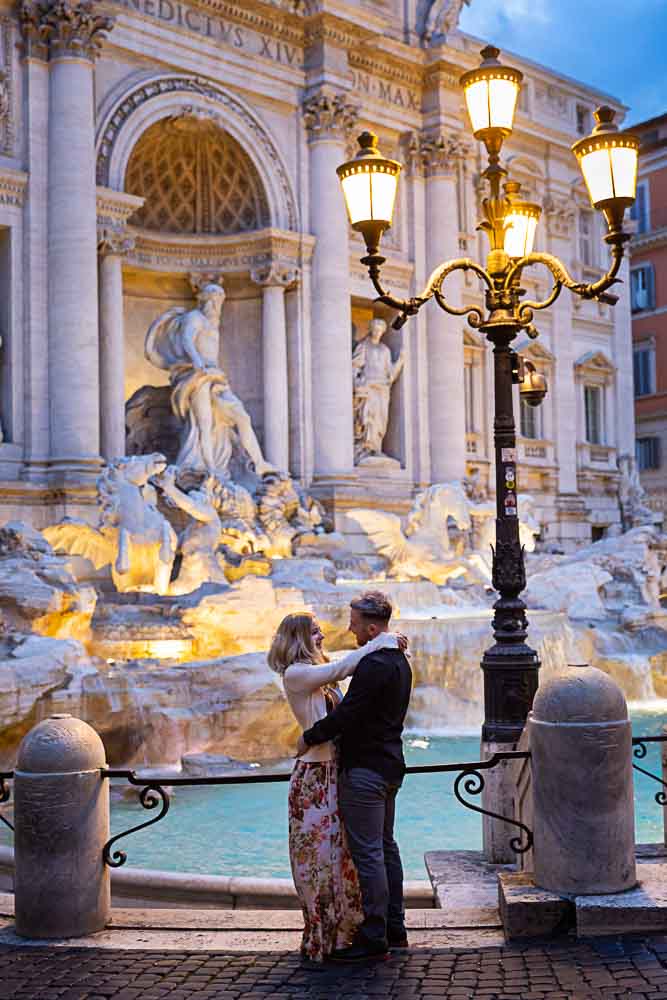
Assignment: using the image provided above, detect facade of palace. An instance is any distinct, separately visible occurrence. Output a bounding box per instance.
[0,0,635,548]
[632,112,667,513]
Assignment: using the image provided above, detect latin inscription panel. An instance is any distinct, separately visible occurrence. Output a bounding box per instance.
[114,0,303,67]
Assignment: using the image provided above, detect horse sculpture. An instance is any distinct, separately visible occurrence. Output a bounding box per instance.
[347,482,473,585]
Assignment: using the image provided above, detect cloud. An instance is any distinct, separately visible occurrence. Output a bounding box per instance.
[460,0,551,38]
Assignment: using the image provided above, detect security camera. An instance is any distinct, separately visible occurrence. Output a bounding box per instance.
[517,358,548,407]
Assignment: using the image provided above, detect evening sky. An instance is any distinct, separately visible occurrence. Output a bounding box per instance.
[459,0,666,126]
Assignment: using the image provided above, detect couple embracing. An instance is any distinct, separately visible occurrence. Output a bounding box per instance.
[268,591,412,964]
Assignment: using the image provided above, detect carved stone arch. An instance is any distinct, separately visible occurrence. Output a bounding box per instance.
[95,75,298,232]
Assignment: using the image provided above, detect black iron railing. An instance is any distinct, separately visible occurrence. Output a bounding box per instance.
[632,736,667,805]
[0,772,13,832]
[101,751,533,867]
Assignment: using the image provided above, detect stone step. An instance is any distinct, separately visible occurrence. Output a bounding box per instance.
[424,849,510,928]
[576,862,667,936]
[0,892,506,951]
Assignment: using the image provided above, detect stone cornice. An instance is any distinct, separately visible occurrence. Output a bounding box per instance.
[631,226,667,254]
[0,167,28,209]
[350,252,413,291]
[20,1,115,62]
[126,226,315,275]
[96,186,145,228]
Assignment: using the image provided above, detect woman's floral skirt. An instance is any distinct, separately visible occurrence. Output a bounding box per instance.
[288,759,363,962]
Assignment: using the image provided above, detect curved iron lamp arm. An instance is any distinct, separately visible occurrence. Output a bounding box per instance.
[365,255,490,330]
[505,240,626,313]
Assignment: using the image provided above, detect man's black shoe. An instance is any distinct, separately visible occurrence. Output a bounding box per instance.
[327,942,389,963]
[388,932,409,950]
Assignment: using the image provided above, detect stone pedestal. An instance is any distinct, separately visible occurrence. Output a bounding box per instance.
[14,714,110,938]
[530,665,636,895]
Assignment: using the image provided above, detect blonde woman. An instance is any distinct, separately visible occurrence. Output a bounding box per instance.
[268,612,406,963]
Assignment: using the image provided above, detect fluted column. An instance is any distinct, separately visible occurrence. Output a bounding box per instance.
[418,131,468,484]
[42,2,113,477]
[18,4,51,479]
[303,91,357,476]
[252,263,297,473]
[98,229,133,462]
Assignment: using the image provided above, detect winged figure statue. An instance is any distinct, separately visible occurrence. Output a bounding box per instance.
[347,482,472,585]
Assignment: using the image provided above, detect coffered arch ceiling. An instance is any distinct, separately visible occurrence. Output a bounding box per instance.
[124,113,270,236]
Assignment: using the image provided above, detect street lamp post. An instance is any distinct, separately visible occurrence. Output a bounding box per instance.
[337,45,638,855]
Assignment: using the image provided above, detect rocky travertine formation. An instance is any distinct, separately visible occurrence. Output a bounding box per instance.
[0,522,96,640]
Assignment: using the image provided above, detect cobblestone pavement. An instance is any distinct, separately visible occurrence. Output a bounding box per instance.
[5,937,667,1000]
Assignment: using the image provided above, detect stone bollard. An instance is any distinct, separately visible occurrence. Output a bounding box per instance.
[14,714,110,938]
[530,665,636,895]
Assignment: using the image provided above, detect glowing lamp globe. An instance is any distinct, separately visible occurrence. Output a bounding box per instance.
[337,131,402,257]
[460,46,523,150]
[572,106,639,235]
[503,182,541,259]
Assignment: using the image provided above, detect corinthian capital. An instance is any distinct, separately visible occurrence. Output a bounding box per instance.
[403,129,470,178]
[302,91,358,142]
[251,262,300,288]
[21,1,114,62]
[19,2,50,60]
[97,226,135,258]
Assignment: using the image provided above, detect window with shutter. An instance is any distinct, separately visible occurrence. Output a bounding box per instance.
[630,182,649,234]
[636,437,660,471]
[633,346,656,397]
[579,209,595,267]
[631,265,655,312]
[584,385,603,445]
[520,397,542,439]
[464,365,474,433]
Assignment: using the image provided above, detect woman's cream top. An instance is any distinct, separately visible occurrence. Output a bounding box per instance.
[282,632,400,763]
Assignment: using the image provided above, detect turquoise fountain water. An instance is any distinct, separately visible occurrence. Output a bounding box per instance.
[89,706,666,880]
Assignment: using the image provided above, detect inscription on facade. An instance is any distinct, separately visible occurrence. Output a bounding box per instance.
[350,70,420,111]
[114,0,302,65]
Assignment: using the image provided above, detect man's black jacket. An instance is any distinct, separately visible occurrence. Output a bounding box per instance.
[302,646,412,783]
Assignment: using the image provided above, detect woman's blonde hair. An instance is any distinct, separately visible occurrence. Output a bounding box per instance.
[267,612,326,675]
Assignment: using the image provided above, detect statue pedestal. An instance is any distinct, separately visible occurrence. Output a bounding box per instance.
[356,454,402,474]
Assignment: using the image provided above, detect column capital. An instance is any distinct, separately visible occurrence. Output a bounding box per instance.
[19,1,114,63]
[403,128,470,179]
[251,262,299,289]
[302,90,358,143]
[188,272,224,294]
[97,226,134,258]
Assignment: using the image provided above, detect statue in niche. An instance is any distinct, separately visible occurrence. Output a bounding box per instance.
[352,318,405,465]
[417,0,470,45]
[43,454,178,596]
[144,283,276,480]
